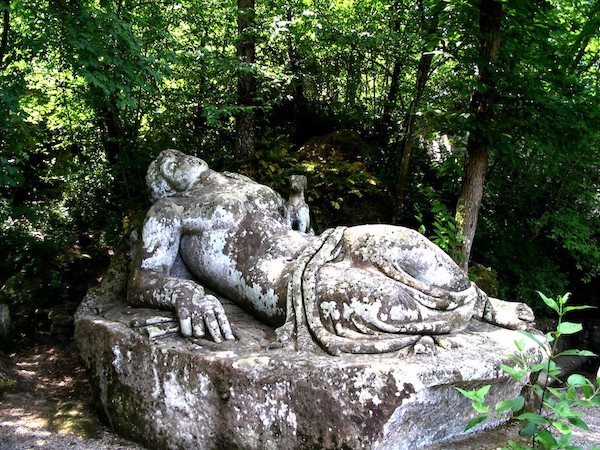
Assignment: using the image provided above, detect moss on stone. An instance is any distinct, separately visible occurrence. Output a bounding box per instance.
[469,263,499,297]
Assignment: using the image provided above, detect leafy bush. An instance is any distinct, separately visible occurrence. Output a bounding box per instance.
[416,199,465,262]
[238,134,391,232]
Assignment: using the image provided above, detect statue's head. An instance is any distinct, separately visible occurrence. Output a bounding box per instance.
[146,149,208,202]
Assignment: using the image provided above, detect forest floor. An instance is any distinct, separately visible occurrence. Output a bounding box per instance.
[0,342,144,450]
[0,341,598,450]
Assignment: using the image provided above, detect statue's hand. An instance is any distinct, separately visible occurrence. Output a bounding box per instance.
[172,284,235,342]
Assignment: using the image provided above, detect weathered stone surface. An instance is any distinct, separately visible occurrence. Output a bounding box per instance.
[76,150,545,448]
[128,150,535,356]
[76,252,543,450]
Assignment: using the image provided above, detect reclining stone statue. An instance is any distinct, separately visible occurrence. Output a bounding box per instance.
[128,149,534,355]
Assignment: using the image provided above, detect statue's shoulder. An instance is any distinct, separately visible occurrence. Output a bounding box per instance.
[221,171,256,183]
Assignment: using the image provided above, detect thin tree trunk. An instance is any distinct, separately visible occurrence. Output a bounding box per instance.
[373,0,405,143]
[375,59,403,143]
[392,0,442,222]
[392,50,435,222]
[454,0,503,271]
[235,0,255,159]
[0,0,9,70]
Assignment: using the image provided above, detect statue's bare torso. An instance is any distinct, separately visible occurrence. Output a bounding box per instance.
[142,170,311,326]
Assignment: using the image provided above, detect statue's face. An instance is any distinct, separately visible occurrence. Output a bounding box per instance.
[160,150,208,192]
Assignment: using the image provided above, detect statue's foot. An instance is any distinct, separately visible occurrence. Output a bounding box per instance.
[483,297,535,330]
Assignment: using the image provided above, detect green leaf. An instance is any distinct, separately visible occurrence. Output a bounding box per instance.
[473,402,489,414]
[558,292,571,305]
[537,291,559,313]
[506,440,526,450]
[567,373,591,387]
[476,384,491,397]
[455,386,480,402]
[519,420,538,437]
[500,364,526,381]
[514,338,526,352]
[536,429,558,446]
[530,361,549,373]
[495,395,525,412]
[465,415,487,431]
[517,330,548,349]
[563,305,595,313]
[557,322,583,335]
[556,349,597,357]
[553,400,572,417]
[547,386,566,401]
[552,421,572,435]
[567,416,589,431]
[516,412,548,425]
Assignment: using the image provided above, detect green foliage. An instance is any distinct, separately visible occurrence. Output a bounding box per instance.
[237,134,390,232]
[468,263,500,297]
[1,0,599,342]
[0,196,115,339]
[0,371,17,392]
[457,292,599,449]
[416,199,465,261]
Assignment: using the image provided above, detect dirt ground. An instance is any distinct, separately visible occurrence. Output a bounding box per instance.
[0,342,144,450]
[0,341,598,450]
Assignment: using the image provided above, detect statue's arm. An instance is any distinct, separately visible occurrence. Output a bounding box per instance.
[127,202,234,342]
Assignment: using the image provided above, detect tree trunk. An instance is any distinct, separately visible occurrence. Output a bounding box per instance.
[0,0,9,70]
[235,0,256,159]
[375,59,402,143]
[392,0,442,222]
[454,0,503,271]
[373,0,407,146]
[392,50,435,222]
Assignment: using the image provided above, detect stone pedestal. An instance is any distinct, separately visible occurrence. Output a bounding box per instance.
[75,255,542,450]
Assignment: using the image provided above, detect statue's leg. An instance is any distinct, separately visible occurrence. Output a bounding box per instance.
[344,225,471,296]
[315,263,472,337]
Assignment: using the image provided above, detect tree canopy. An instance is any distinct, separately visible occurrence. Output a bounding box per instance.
[1,0,598,338]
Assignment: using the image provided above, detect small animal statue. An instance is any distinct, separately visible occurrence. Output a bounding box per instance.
[284,175,310,233]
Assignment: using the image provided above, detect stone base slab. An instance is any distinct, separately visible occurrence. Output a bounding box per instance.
[75,256,541,450]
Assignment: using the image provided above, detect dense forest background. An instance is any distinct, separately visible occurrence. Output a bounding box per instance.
[1,0,598,342]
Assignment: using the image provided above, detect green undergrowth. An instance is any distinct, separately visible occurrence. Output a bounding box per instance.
[457,292,600,450]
